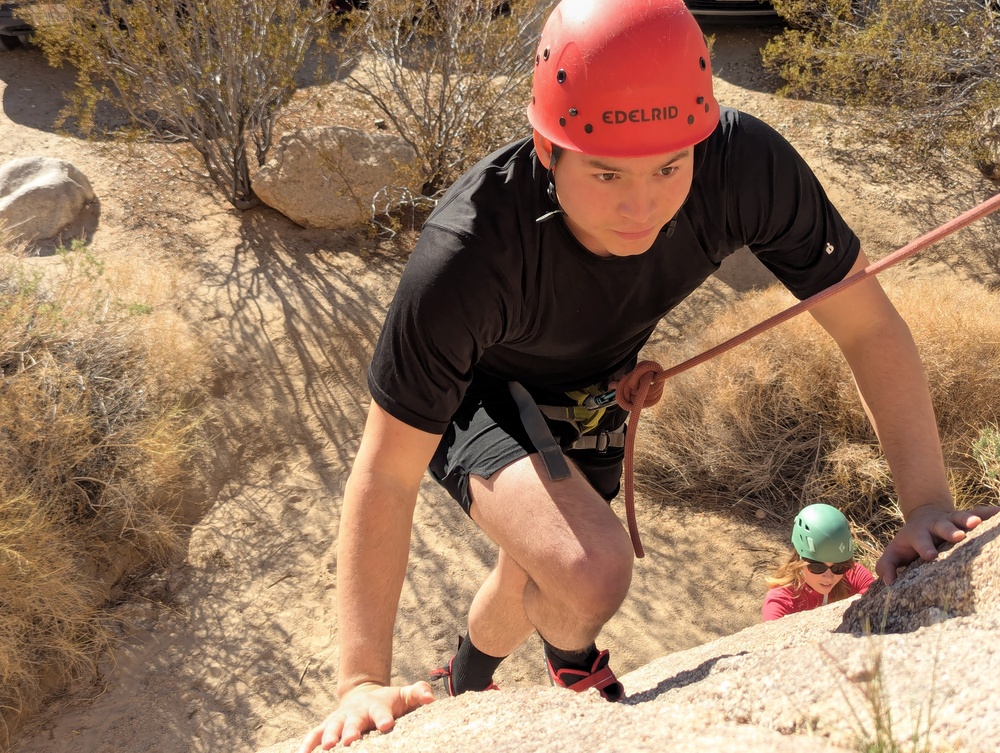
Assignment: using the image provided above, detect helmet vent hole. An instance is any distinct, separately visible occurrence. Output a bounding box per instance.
[569,108,578,117]
[543,47,550,61]
[535,54,539,66]
[705,104,710,113]
[557,69,567,84]
[687,115,695,125]
[699,57,707,71]
[584,124,593,134]
[697,96,704,104]
[559,117,566,126]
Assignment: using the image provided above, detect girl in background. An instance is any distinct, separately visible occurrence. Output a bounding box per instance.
[763,503,875,621]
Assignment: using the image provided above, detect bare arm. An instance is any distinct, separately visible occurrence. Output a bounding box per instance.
[808,250,950,512]
[808,250,994,583]
[299,402,442,751]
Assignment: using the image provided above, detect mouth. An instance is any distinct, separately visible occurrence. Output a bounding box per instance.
[612,227,656,241]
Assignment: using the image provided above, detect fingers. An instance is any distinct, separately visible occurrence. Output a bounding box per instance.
[877,504,1000,586]
[338,716,366,748]
[296,726,321,753]
[298,684,434,752]
[369,705,397,735]
[970,504,1000,521]
[911,526,942,561]
[875,541,916,585]
[297,719,340,753]
[874,548,898,584]
[363,684,434,736]
[938,504,1000,538]
[400,681,436,713]
[950,506,995,532]
[875,525,940,585]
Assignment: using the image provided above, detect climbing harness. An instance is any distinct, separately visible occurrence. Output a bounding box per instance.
[508,381,627,477]
[520,192,1000,559]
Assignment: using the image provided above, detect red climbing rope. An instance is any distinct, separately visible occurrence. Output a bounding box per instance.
[611,191,1000,559]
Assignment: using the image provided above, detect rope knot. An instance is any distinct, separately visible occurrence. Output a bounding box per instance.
[612,360,666,412]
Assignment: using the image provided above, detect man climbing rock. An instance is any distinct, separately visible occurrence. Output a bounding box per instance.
[298,1,994,749]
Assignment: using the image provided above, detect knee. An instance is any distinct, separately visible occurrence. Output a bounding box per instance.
[554,537,634,622]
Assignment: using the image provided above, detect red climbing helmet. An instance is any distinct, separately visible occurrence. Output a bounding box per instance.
[527,0,720,157]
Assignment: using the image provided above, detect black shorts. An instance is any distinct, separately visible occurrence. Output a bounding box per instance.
[428,385,627,515]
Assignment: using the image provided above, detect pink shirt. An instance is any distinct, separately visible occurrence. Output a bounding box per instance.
[761,563,876,621]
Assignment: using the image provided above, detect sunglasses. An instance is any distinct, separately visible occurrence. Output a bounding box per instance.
[804,559,853,575]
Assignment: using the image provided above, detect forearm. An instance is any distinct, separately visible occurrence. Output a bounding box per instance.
[336,467,418,697]
[839,311,952,517]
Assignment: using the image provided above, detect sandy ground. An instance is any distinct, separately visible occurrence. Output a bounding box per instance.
[2,20,999,753]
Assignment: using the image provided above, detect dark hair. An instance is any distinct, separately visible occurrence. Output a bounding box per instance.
[550,144,564,166]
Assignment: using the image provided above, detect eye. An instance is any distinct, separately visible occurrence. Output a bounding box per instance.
[659,166,678,177]
[595,172,617,182]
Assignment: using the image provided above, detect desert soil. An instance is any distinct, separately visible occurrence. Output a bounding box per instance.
[2,20,998,753]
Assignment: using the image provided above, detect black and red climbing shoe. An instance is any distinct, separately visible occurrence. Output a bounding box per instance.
[544,647,624,702]
[429,638,500,697]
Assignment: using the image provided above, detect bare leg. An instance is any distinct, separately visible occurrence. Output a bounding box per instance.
[467,549,534,657]
[468,453,634,653]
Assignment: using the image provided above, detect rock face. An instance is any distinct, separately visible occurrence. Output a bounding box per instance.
[253,126,419,230]
[843,509,1000,634]
[260,514,1000,753]
[0,157,96,244]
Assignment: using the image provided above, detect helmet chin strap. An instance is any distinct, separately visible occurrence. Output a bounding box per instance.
[535,167,565,223]
[664,215,678,238]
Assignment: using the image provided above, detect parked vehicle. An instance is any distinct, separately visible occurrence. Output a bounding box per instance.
[0,1,31,49]
[684,0,780,22]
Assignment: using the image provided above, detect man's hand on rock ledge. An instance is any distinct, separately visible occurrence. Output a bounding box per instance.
[876,504,999,585]
[297,681,435,751]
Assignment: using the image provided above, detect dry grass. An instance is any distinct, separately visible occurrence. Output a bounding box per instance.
[0,242,211,748]
[637,274,1000,566]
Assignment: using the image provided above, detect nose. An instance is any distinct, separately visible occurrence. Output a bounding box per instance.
[617,178,657,224]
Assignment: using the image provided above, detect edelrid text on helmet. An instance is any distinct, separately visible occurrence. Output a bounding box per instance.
[791,504,856,563]
[526,0,720,157]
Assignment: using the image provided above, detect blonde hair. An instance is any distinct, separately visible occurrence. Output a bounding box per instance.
[766,551,854,603]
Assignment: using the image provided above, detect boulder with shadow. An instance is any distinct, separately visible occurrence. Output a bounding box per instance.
[0,156,96,245]
[253,126,419,231]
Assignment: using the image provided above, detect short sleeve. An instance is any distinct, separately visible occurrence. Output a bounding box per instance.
[724,111,861,299]
[762,587,796,622]
[367,225,511,434]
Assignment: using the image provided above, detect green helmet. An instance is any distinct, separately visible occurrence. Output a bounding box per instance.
[791,504,855,562]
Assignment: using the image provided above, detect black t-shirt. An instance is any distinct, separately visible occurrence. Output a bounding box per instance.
[368,107,861,435]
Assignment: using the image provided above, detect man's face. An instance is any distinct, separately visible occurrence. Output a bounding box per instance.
[551,146,696,257]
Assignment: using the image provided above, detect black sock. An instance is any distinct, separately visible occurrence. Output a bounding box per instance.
[541,639,599,672]
[451,634,506,694]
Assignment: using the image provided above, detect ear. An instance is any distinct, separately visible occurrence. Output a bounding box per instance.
[532,130,554,170]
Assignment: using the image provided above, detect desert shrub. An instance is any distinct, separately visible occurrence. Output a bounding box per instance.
[24,0,336,208]
[972,423,1000,497]
[0,491,104,749]
[636,275,1000,565]
[0,243,210,746]
[334,0,552,195]
[764,0,1000,175]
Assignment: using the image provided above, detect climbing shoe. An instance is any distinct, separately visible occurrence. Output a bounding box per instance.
[429,637,500,697]
[544,647,624,702]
